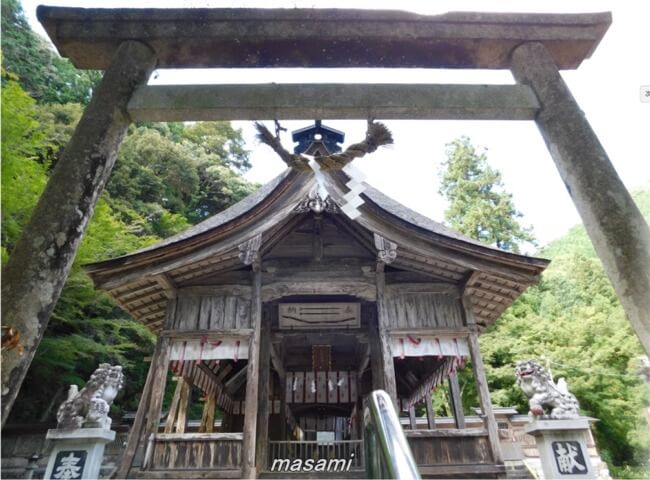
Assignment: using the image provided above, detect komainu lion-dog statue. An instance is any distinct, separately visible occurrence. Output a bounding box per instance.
[515,359,580,419]
[56,363,124,429]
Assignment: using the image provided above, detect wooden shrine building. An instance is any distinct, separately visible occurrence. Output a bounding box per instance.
[85,155,549,478]
[26,5,632,480]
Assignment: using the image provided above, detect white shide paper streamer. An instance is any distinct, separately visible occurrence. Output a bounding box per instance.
[307,157,367,220]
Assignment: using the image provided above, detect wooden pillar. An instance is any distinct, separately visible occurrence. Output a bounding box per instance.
[376,270,398,408]
[448,372,466,429]
[200,395,217,433]
[255,309,271,471]
[0,41,157,426]
[164,378,184,433]
[143,336,172,442]
[174,379,190,434]
[115,338,161,478]
[242,269,262,478]
[425,394,436,429]
[221,411,233,433]
[368,317,385,391]
[510,42,650,354]
[463,296,502,463]
[279,373,287,440]
[408,406,417,430]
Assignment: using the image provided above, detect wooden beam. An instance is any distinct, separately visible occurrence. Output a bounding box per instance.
[269,342,286,378]
[242,270,262,479]
[388,327,469,337]
[418,465,506,476]
[224,366,248,395]
[196,363,234,406]
[159,328,253,339]
[128,83,540,122]
[262,280,376,302]
[405,427,486,438]
[448,372,466,429]
[463,295,502,463]
[425,394,436,429]
[385,283,460,297]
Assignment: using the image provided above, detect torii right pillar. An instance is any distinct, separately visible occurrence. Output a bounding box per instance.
[510,42,650,354]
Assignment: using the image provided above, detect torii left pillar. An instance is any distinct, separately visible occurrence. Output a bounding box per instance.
[0,41,157,426]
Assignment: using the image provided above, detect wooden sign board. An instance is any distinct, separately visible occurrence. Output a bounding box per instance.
[279,303,360,329]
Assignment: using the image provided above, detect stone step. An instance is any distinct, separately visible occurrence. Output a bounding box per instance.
[504,461,537,479]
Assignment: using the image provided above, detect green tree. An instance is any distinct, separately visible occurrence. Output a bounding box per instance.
[1,0,100,104]
[478,187,650,474]
[0,67,47,257]
[439,136,535,252]
[1,5,258,422]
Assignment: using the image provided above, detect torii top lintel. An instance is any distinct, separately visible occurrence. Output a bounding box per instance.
[37,7,611,70]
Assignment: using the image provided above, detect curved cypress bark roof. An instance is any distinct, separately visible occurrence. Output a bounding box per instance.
[86,169,549,333]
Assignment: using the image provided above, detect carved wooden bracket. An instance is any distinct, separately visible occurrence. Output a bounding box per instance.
[374,233,398,264]
[154,273,177,299]
[238,234,262,266]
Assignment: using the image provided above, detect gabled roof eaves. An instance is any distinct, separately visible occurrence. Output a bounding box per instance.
[84,168,296,273]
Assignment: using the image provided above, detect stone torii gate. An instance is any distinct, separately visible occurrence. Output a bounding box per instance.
[2,7,649,453]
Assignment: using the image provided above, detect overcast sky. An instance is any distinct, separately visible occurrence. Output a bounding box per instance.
[22,0,650,250]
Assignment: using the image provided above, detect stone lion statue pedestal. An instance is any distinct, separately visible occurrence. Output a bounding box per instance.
[44,428,116,480]
[525,418,596,479]
[43,364,124,480]
[516,360,599,479]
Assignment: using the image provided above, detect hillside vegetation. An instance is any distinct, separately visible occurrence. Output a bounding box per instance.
[438,138,650,476]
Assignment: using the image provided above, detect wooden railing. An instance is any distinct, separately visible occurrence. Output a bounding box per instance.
[406,428,504,477]
[144,432,243,471]
[267,440,363,471]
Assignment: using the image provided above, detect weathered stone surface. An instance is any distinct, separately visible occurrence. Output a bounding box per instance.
[510,42,650,354]
[515,360,579,420]
[0,40,156,427]
[127,83,540,122]
[37,7,611,70]
[56,364,125,430]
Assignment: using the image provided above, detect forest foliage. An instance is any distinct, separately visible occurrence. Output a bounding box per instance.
[1,0,257,422]
[439,138,650,475]
[1,1,649,476]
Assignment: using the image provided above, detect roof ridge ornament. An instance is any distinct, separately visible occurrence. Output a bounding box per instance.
[256,120,393,219]
[255,120,393,172]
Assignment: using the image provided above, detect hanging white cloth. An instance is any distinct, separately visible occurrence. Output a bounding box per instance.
[168,337,249,361]
[389,335,470,359]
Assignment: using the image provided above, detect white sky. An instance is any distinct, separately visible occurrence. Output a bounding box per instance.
[22,0,650,249]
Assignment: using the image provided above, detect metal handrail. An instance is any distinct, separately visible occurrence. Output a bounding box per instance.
[364,390,421,480]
